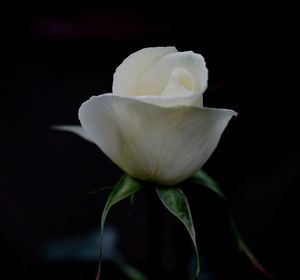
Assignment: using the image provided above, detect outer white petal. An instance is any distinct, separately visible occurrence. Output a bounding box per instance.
[137,51,208,96]
[52,125,95,143]
[79,94,237,185]
[113,47,177,96]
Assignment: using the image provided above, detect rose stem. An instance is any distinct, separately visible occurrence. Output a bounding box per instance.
[147,186,163,280]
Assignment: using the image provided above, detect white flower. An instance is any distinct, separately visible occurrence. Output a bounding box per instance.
[75,47,237,185]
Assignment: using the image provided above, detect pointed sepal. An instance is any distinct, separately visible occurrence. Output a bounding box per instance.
[156,187,200,279]
[190,169,276,279]
[96,175,143,280]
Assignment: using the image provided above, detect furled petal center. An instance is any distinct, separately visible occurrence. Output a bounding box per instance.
[161,67,197,97]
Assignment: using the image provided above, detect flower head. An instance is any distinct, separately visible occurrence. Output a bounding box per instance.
[79,47,237,185]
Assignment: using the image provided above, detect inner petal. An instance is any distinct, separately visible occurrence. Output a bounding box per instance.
[161,68,197,97]
[136,51,208,97]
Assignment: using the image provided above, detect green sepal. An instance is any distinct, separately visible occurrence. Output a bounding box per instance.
[100,175,142,234]
[190,169,275,279]
[229,217,276,279]
[156,187,200,279]
[189,169,226,200]
[96,175,143,280]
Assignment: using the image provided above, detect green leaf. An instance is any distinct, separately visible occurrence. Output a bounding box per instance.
[96,175,143,280]
[156,187,200,279]
[190,169,276,279]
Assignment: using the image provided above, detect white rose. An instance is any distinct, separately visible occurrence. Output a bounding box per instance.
[78,47,237,185]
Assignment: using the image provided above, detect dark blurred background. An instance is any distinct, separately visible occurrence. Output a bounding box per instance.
[1,2,298,280]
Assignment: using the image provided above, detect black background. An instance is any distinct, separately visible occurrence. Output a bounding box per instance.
[1,3,298,280]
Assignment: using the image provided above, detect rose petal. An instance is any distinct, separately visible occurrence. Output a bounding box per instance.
[79,94,236,185]
[113,47,177,96]
[161,68,197,97]
[137,51,208,96]
[52,125,94,143]
[134,93,202,107]
[135,67,202,107]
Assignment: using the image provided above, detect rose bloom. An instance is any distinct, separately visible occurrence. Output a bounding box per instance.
[77,47,237,185]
